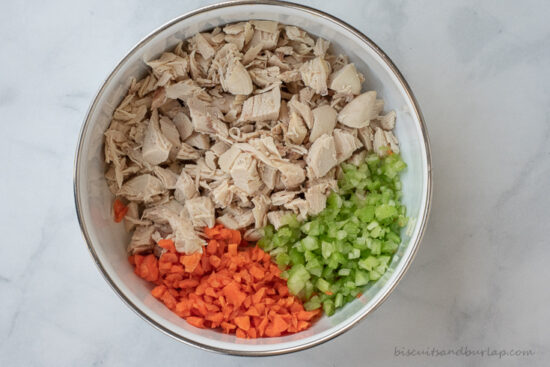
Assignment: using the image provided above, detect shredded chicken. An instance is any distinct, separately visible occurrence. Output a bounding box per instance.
[104,21,402,255]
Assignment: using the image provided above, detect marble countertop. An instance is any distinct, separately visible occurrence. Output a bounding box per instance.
[1,0,548,366]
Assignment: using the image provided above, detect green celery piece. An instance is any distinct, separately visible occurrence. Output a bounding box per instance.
[323,299,335,316]
[287,264,310,295]
[355,270,370,286]
[358,256,379,272]
[316,278,331,293]
[375,204,398,221]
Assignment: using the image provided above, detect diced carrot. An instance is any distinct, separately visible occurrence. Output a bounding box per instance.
[234,315,250,331]
[151,285,167,299]
[356,292,363,298]
[227,243,238,256]
[180,252,202,273]
[186,316,205,328]
[113,199,128,223]
[157,239,175,252]
[222,282,246,308]
[235,328,247,339]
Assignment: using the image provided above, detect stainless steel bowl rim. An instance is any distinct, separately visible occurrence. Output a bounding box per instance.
[73,0,432,356]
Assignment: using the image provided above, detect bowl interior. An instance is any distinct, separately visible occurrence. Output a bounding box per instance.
[75,1,430,355]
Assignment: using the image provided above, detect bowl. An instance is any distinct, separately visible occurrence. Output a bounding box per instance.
[74,0,432,356]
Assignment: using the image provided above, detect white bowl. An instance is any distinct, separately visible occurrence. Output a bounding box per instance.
[74,0,432,356]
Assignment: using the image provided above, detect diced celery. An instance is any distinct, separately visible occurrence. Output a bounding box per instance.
[375,204,398,221]
[287,264,310,295]
[323,299,335,316]
[316,278,331,293]
[355,270,370,286]
[335,293,344,308]
[348,248,361,259]
[304,295,321,311]
[338,268,351,276]
[289,248,305,265]
[302,236,319,251]
[358,256,379,272]
[321,241,335,259]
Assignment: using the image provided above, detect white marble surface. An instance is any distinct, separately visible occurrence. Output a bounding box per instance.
[1,0,548,366]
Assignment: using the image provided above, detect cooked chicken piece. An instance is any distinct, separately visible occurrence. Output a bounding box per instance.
[271,190,298,206]
[230,152,262,195]
[172,216,206,253]
[159,116,181,158]
[258,163,278,189]
[279,69,302,83]
[118,174,165,202]
[305,184,328,216]
[288,97,314,128]
[329,63,361,95]
[310,105,337,142]
[248,28,279,51]
[142,114,172,165]
[153,166,178,190]
[165,79,210,102]
[216,213,240,229]
[218,145,242,172]
[242,43,263,65]
[337,91,378,128]
[252,194,270,228]
[286,112,307,144]
[127,225,155,254]
[299,57,330,95]
[306,134,338,178]
[284,198,309,220]
[210,179,233,208]
[313,38,330,57]
[243,228,263,242]
[267,210,293,230]
[176,142,201,160]
[185,132,211,150]
[249,66,281,88]
[333,128,363,164]
[357,126,374,151]
[377,110,396,130]
[284,26,315,46]
[171,112,194,141]
[123,202,152,233]
[174,169,198,203]
[187,97,228,137]
[204,151,217,170]
[251,20,278,33]
[240,86,281,122]
[219,58,253,95]
[184,196,215,228]
[193,33,216,59]
[210,140,230,156]
[373,127,400,156]
[347,149,368,166]
[224,206,256,228]
[273,161,306,189]
[146,52,189,87]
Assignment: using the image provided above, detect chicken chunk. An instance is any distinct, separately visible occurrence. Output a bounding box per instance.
[299,57,330,95]
[329,63,362,95]
[305,184,328,216]
[337,91,378,128]
[286,112,308,144]
[127,225,155,254]
[142,116,172,165]
[252,194,270,228]
[267,210,293,230]
[310,105,337,142]
[187,98,228,136]
[174,169,198,203]
[118,174,165,202]
[172,112,194,140]
[240,86,281,122]
[373,127,400,156]
[220,58,253,95]
[333,128,363,163]
[230,152,262,195]
[306,134,337,178]
[184,196,215,228]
